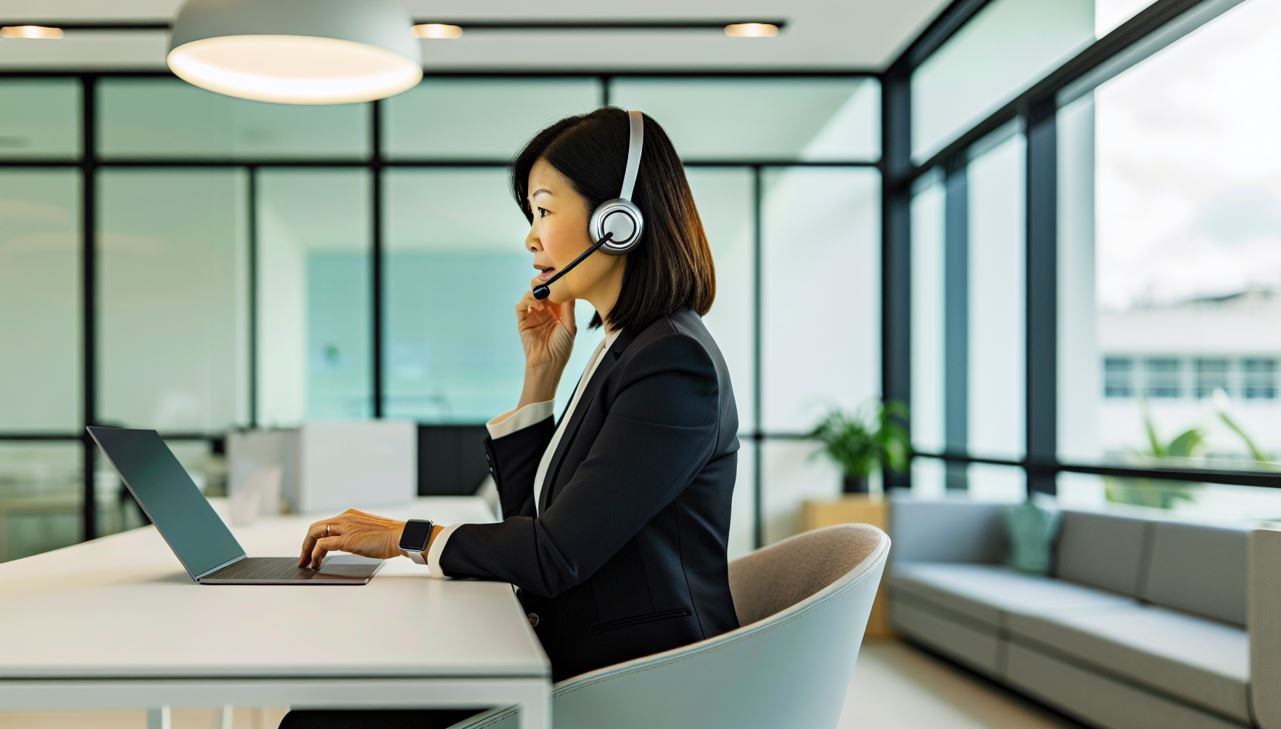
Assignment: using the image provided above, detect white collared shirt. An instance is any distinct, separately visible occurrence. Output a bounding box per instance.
[425,326,624,579]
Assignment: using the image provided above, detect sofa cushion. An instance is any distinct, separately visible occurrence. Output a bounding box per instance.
[1006,604,1250,724]
[1054,509,1150,597]
[1003,499,1061,574]
[888,496,1008,565]
[889,563,1136,627]
[1142,520,1249,627]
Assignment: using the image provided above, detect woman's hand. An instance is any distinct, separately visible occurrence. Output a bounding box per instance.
[517,289,576,372]
[297,508,406,570]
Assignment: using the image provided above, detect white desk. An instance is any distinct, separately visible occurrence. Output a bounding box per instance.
[0,496,551,729]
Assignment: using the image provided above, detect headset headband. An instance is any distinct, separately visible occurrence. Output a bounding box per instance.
[619,109,644,202]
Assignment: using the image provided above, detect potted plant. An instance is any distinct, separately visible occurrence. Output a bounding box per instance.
[1105,390,1274,509]
[808,399,910,494]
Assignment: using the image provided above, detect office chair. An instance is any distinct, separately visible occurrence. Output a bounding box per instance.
[445,523,891,729]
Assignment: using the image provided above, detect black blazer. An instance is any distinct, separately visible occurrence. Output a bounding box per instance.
[439,307,741,682]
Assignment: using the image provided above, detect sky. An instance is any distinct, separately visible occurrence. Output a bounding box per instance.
[1093,0,1281,311]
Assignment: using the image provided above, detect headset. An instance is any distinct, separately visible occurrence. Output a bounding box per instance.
[532,109,645,300]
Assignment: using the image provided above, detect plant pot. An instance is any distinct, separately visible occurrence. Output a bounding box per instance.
[842,474,869,494]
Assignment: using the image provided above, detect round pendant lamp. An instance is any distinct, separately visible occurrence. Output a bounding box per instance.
[167,0,423,105]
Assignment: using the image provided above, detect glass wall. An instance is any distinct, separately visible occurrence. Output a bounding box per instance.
[98,79,368,159]
[98,170,250,431]
[0,171,81,432]
[257,169,372,423]
[760,167,880,540]
[0,73,881,562]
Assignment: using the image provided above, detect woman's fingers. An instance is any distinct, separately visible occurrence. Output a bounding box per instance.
[308,536,343,570]
[298,517,344,567]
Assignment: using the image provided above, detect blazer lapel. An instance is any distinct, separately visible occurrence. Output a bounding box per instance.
[538,325,642,514]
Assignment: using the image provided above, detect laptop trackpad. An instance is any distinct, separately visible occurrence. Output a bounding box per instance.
[317,554,383,579]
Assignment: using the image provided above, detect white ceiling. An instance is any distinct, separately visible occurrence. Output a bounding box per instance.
[0,0,949,71]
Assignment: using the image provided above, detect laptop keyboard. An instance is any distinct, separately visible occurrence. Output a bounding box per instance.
[207,557,317,581]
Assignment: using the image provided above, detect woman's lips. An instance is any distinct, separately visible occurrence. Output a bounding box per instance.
[537,268,556,282]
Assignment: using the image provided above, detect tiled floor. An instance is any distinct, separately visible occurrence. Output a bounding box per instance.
[840,641,1085,728]
[0,642,1083,728]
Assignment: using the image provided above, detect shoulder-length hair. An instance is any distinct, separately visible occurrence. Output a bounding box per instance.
[511,107,715,332]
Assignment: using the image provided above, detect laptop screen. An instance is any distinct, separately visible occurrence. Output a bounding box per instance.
[88,427,245,579]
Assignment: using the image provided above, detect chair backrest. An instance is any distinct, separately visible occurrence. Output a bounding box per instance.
[540,524,890,729]
[728,522,889,625]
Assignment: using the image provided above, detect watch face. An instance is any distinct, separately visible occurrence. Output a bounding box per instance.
[399,520,432,551]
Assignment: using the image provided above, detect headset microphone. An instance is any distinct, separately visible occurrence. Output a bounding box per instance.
[532,232,614,300]
[530,109,646,301]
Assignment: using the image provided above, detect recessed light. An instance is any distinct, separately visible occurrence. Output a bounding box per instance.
[413,23,464,40]
[724,22,779,39]
[1,25,65,40]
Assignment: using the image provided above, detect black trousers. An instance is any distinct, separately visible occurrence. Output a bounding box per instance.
[277,707,489,729]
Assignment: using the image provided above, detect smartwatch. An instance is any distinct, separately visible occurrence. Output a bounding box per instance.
[399,518,435,564]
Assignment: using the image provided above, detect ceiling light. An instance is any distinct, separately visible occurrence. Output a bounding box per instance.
[1,25,64,40]
[167,0,422,105]
[413,23,464,40]
[724,22,780,39]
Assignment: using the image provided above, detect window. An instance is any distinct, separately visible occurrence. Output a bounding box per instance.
[1057,0,1281,475]
[610,78,879,161]
[1242,358,1278,400]
[685,168,757,430]
[910,178,945,456]
[99,79,367,160]
[1194,358,1231,398]
[1143,358,1182,399]
[382,168,543,422]
[98,170,250,431]
[256,170,372,423]
[760,168,879,433]
[0,79,80,158]
[1103,357,1134,398]
[0,171,81,431]
[382,78,598,159]
[968,133,1026,459]
[912,0,1093,161]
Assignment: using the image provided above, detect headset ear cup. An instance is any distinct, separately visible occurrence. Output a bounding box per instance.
[590,198,645,254]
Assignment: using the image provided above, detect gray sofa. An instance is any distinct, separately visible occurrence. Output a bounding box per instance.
[886,494,1280,729]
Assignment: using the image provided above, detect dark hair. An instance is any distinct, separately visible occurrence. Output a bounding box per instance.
[511,107,715,332]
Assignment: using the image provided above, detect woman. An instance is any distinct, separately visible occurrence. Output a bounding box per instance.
[281,107,740,728]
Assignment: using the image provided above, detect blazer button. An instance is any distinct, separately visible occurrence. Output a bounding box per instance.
[527,612,540,628]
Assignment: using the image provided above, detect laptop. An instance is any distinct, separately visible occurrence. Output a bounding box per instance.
[88,426,383,585]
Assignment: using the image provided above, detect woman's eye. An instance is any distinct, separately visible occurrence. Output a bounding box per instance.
[537,207,549,219]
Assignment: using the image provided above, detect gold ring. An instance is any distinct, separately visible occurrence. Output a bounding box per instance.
[325,524,331,536]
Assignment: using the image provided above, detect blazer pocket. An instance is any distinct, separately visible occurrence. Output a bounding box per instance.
[589,607,693,635]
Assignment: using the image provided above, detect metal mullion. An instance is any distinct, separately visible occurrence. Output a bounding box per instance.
[942,159,969,492]
[751,165,764,550]
[880,67,912,492]
[371,100,385,419]
[1025,98,1057,496]
[247,165,258,428]
[80,76,97,542]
